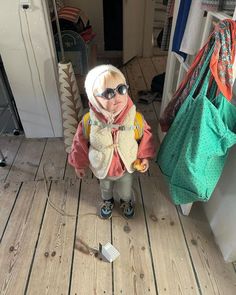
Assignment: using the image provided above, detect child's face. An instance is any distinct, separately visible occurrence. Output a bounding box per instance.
[93,77,128,114]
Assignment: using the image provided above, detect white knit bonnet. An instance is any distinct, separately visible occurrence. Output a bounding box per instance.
[84,64,127,122]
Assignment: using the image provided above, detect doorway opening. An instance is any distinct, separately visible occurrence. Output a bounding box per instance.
[103,0,123,51]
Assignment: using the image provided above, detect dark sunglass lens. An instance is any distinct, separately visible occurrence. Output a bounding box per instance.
[103,88,115,99]
[117,85,128,95]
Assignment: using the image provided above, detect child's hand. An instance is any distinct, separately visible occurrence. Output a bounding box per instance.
[139,159,149,173]
[133,158,149,172]
[75,168,85,179]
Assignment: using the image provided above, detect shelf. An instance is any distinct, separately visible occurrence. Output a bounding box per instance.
[172,52,190,71]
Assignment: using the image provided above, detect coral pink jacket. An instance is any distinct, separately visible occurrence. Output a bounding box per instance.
[68,97,156,177]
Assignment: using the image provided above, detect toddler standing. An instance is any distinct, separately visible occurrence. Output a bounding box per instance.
[69,65,155,219]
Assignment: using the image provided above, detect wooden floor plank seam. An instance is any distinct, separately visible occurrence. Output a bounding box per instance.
[25,179,81,294]
[112,177,157,294]
[62,155,69,180]
[0,181,49,294]
[68,179,82,295]
[23,180,52,294]
[6,138,47,182]
[138,176,159,295]
[137,57,150,90]
[0,181,23,243]
[151,57,158,74]
[69,178,112,294]
[178,202,236,294]
[140,176,201,294]
[176,206,203,295]
[34,138,48,181]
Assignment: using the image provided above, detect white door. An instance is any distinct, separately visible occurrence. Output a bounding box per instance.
[0,0,62,138]
[123,0,145,64]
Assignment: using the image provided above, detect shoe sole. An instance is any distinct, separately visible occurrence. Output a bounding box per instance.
[99,214,112,219]
[122,211,135,219]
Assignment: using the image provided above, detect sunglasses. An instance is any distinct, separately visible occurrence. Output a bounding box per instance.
[96,84,129,100]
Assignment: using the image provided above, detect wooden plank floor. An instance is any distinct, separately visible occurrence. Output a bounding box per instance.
[0,57,236,295]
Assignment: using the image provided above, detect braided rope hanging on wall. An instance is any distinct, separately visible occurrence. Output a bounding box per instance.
[58,61,83,153]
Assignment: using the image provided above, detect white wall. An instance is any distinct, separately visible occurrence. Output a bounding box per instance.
[0,0,62,137]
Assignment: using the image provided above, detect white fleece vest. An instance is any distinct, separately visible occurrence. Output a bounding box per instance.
[88,105,138,179]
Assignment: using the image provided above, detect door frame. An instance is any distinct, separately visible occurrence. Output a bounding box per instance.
[142,0,155,57]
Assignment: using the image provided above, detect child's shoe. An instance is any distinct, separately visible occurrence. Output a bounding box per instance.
[100,198,114,219]
[120,199,135,219]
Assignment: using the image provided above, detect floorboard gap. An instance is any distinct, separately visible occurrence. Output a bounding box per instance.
[0,181,23,243]
[34,138,48,181]
[24,180,52,294]
[176,206,203,295]
[68,179,82,295]
[138,177,159,295]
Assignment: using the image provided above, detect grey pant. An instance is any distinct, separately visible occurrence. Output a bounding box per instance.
[99,172,133,201]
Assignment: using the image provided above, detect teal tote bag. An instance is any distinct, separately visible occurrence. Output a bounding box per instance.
[157,48,236,205]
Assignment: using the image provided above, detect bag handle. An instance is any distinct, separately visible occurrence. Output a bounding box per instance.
[199,69,212,97]
[207,77,218,99]
[189,44,215,97]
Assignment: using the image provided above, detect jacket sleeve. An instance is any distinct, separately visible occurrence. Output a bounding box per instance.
[68,121,90,170]
[137,119,156,159]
